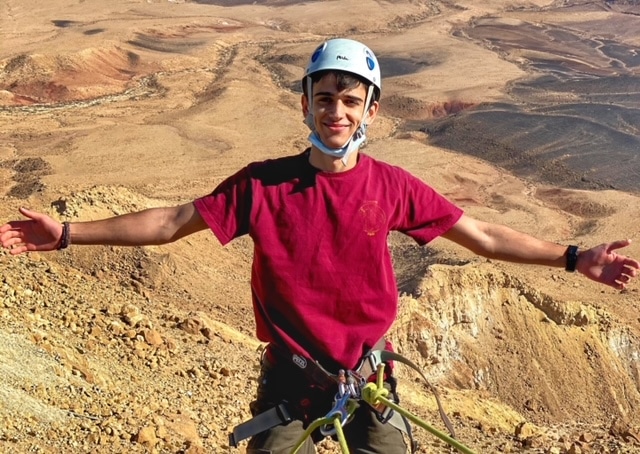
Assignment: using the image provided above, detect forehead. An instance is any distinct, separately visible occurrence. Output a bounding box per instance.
[312,72,367,97]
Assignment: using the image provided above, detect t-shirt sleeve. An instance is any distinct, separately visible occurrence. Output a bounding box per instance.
[395,172,463,245]
[193,167,252,245]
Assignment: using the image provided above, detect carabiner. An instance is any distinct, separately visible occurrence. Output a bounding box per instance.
[319,393,351,436]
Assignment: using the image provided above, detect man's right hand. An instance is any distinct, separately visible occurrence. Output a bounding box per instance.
[0,207,63,255]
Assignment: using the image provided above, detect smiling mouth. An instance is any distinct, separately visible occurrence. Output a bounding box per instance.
[326,124,349,131]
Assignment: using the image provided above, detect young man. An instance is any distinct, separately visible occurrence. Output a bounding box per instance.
[1,39,638,453]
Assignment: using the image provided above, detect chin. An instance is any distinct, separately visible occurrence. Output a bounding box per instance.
[320,136,350,150]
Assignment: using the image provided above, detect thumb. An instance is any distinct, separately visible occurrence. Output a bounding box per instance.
[18,207,42,222]
[606,239,632,253]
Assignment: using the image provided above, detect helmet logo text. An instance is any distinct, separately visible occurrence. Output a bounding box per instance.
[292,354,307,369]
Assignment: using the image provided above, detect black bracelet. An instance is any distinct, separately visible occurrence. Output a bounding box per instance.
[58,222,71,250]
[565,245,579,272]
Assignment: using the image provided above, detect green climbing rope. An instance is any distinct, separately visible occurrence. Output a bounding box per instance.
[289,364,478,454]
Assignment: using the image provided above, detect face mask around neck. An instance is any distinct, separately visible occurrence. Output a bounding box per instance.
[305,117,369,166]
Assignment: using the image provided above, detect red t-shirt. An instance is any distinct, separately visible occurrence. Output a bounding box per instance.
[194,150,463,370]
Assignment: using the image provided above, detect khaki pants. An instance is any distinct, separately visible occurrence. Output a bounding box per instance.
[246,355,408,454]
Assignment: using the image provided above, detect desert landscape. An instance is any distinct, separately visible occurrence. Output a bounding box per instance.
[2,0,640,452]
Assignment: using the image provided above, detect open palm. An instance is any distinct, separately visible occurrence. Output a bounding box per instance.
[577,240,640,290]
[0,208,62,255]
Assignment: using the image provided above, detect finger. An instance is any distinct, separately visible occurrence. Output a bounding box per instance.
[606,239,632,253]
[19,207,50,226]
[8,245,28,255]
[623,258,640,270]
[618,274,632,284]
[4,228,25,239]
[1,220,28,233]
[2,236,25,249]
[612,281,625,290]
[0,231,18,247]
[18,207,36,219]
[0,237,24,252]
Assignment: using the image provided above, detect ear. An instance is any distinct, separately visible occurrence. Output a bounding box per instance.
[301,94,309,117]
[364,100,380,125]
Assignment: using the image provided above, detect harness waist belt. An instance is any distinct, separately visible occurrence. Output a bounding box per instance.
[269,338,388,390]
[229,402,292,448]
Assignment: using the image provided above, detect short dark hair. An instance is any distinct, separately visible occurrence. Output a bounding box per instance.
[303,70,381,103]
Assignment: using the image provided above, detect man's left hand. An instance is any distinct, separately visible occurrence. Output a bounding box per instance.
[577,240,640,290]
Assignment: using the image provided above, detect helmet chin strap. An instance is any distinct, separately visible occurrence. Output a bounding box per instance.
[305,84,375,167]
[307,124,369,167]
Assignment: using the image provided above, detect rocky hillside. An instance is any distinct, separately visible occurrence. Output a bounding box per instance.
[2,187,640,453]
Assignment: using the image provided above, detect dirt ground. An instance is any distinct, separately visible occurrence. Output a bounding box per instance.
[3,1,640,453]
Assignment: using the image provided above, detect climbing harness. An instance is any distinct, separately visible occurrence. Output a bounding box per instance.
[289,363,478,454]
[229,342,476,453]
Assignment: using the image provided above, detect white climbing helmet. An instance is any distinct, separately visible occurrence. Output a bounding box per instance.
[303,38,381,97]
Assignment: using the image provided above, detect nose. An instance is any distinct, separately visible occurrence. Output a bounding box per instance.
[328,100,345,118]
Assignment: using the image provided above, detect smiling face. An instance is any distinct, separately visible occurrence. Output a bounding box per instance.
[302,72,379,150]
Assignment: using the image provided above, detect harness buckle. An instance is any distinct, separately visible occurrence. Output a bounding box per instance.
[373,401,395,424]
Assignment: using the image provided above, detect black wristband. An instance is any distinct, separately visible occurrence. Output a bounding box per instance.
[58,222,71,250]
[565,245,579,272]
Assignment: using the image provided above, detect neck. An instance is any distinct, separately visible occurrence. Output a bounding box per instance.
[308,146,359,172]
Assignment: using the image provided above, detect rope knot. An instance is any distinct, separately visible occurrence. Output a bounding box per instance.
[361,383,389,406]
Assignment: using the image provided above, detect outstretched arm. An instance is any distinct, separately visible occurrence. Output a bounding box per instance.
[0,203,207,255]
[442,214,639,290]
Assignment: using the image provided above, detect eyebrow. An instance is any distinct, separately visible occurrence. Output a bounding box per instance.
[313,91,364,102]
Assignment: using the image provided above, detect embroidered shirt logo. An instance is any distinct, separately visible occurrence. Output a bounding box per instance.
[359,201,386,236]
